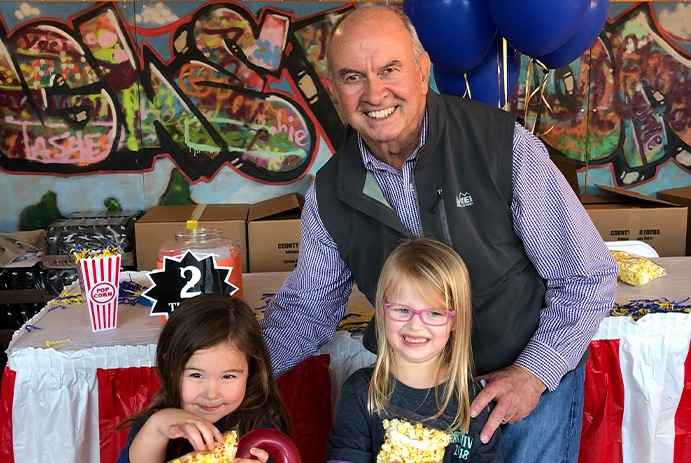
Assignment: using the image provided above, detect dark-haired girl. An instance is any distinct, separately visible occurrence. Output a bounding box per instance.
[118,294,290,463]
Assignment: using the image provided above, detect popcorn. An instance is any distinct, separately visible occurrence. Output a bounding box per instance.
[77,253,121,332]
[70,243,125,332]
[377,418,452,463]
[167,430,238,463]
[610,250,666,286]
[70,243,123,262]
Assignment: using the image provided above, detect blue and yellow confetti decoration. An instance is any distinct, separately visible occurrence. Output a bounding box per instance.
[611,297,691,321]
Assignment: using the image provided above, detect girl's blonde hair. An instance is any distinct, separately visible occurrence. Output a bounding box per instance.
[368,238,474,432]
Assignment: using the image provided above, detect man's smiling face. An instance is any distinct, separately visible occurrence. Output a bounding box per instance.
[327,7,430,161]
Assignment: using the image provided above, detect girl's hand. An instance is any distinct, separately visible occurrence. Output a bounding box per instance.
[236,428,301,463]
[129,408,225,463]
[234,447,270,463]
[151,408,224,452]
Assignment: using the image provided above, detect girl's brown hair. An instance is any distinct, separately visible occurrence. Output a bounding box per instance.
[121,294,290,438]
[368,238,474,433]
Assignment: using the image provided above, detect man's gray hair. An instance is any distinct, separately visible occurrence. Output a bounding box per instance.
[325,5,426,79]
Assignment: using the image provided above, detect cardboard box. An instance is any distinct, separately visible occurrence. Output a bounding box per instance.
[135,204,248,271]
[657,185,691,256]
[583,185,688,257]
[241,270,373,318]
[549,155,688,256]
[248,193,303,272]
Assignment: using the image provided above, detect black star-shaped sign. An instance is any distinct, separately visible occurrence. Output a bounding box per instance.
[142,250,239,318]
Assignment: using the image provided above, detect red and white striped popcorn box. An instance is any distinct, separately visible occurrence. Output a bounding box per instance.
[77,254,121,332]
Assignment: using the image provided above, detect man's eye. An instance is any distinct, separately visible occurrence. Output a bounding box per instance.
[379,67,399,79]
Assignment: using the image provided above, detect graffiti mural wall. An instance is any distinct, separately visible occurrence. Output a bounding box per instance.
[0,1,351,232]
[513,1,691,195]
[0,1,689,233]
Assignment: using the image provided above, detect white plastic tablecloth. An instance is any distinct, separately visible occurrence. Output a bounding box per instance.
[3,258,691,463]
[1,271,374,463]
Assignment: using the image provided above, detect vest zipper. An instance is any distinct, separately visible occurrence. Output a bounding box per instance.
[438,201,453,246]
[429,189,453,246]
[431,189,443,213]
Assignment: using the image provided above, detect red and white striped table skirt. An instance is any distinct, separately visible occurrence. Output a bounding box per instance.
[580,314,691,463]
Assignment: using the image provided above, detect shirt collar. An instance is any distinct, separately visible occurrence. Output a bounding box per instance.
[359,109,429,171]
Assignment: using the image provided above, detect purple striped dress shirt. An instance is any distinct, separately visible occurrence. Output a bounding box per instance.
[260,117,618,391]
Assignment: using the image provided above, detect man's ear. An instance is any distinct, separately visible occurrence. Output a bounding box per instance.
[419,52,431,86]
[326,75,335,95]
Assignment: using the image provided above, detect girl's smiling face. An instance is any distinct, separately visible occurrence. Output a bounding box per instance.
[384,277,453,373]
[180,341,249,424]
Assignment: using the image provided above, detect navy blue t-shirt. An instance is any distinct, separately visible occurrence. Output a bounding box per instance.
[327,367,503,463]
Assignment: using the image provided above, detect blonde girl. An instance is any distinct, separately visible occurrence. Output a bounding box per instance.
[328,238,502,462]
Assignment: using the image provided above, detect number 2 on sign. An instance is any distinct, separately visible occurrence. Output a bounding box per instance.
[180,266,202,298]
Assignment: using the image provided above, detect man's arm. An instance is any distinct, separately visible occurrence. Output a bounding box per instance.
[259,183,354,376]
[470,123,618,441]
[509,123,618,389]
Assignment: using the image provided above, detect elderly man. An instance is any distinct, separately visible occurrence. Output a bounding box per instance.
[260,5,618,462]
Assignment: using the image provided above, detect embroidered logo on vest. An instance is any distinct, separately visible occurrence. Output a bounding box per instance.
[456,192,473,208]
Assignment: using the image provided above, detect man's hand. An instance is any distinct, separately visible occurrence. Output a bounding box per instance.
[470,364,547,443]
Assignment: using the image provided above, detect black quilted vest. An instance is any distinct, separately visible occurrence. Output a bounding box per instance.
[316,92,546,375]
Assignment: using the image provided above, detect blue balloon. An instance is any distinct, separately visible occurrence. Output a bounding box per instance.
[404,0,497,74]
[434,39,520,108]
[537,0,610,69]
[488,0,590,57]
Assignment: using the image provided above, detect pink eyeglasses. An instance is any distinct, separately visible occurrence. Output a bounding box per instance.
[383,303,455,326]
